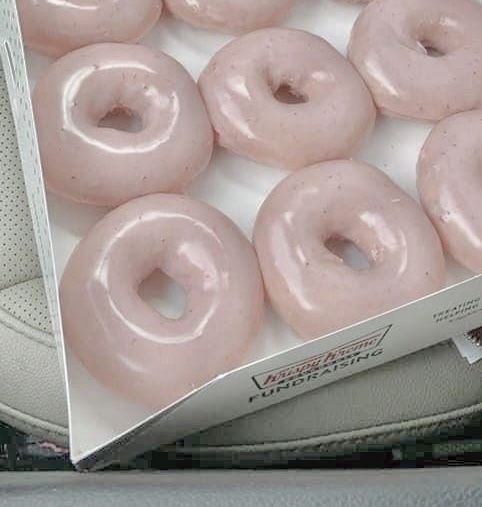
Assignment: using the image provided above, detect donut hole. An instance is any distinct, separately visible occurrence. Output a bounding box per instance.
[98,106,143,133]
[325,236,371,271]
[414,22,459,58]
[273,83,308,105]
[419,40,445,58]
[138,270,186,320]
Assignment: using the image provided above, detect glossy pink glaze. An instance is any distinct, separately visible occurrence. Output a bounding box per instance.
[60,193,264,410]
[17,0,163,57]
[199,28,376,170]
[33,43,213,207]
[254,160,446,340]
[418,110,482,273]
[348,0,482,121]
[164,0,295,34]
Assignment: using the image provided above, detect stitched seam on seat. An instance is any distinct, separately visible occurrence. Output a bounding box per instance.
[173,402,482,455]
[0,276,39,291]
[0,304,54,348]
[0,276,51,334]
[178,415,475,458]
[0,399,68,439]
[209,416,474,462]
[298,415,476,453]
[0,304,51,335]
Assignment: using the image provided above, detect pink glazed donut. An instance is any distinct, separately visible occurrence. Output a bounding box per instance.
[33,43,213,207]
[199,28,376,170]
[348,0,482,121]
[17,0,163,57]
[418,110,482,273]
[164,0,295,34]
[60,193,264,410]
[254,160,446,340]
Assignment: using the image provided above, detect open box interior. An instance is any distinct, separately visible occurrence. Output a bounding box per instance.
[2,0,481,468]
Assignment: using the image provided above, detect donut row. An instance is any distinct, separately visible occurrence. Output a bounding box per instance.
[61,160,445,409]
[33,33,376,206]
[18,0,304,56]
[32,0,482,207]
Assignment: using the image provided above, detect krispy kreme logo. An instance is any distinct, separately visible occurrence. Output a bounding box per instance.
[252,325,391,390]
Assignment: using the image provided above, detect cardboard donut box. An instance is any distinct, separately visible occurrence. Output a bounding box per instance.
[2,0,482,470]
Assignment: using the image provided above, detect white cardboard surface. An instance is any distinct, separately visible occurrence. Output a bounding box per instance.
[3,0,482,470]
